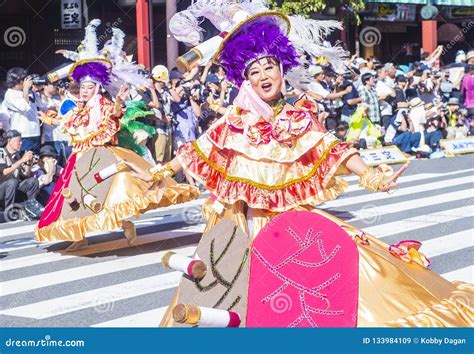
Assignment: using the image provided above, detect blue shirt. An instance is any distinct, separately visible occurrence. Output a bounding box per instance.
[341,84,359,117]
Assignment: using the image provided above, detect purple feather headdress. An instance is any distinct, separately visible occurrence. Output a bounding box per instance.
[70,61,111,86]
[217,17,299,87]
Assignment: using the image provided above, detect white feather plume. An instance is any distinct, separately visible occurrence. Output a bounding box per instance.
[102,27,125,61]
[61,50,81,62]
[289,17,342,46]
[169,9,203,46]
[81,18,101,59]
[168,0,270,43]
[61,18,148,95]
[288,16,349,87]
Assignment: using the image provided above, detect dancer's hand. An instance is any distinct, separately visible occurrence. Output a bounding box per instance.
[123,161,152,182]
[379,164,409,192]
[116,85,129,102]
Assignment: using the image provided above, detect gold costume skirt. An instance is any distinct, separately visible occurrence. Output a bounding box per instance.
[35,146,200,242]
[160,199,473,327]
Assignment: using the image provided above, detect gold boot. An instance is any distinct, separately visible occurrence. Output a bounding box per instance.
[122,220,137,246]
[65,238,88,252]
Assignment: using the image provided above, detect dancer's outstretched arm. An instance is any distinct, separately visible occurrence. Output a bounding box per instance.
[345,154,408,192]
[124,157,183,182]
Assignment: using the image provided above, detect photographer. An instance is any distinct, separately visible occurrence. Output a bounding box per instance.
[2,68,45,154]
[307,65,352,103]
[33,145,62,206]
[424,112,445,152]
[445,98,469,139]
[386,104,421,154]
[0,130,42,218]
[340,73,362,124]
[149,65,174,163]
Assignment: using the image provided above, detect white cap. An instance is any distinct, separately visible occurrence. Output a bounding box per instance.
[151,65,169,82]
[309,65,324,77]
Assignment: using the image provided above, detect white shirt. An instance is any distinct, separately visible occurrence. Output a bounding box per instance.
[2,89,41,137]
[309,81,330,99]
[41,95,60,142]
[0,103,10,130]
[376,79,394,116]
[375,79,394,98]
[409,106,426,133]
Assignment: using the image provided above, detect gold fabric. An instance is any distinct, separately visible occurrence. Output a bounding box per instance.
[35,147,200,242]
[160,201,473,327]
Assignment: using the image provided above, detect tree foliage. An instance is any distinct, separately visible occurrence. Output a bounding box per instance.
[269,0,365,23]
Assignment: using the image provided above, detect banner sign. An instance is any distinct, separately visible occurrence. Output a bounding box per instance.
[441,138,474,155]
[61,0,82,29]
[1,328,472,354]
[365,4,417,22]
[360,146,408,166]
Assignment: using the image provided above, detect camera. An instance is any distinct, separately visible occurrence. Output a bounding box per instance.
[55,79,69,90]
[26,74,48,86]
[342,72,353,81]
[32,78,48,86]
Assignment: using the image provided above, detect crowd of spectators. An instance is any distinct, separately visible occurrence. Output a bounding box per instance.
[0,46,473,221]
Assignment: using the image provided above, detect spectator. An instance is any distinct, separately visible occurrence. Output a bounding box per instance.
[418,71,439,105]
[2,68,44,153]
[52,82,78,166]
[445,97,468,139]
[334,121,349,141]
[346,103,381,149]
[375,66,396,129]
[389,106,421,154]
[307,66,352,103]
[38,81,61,146]
[358,72,381,125]
[466,51,474,65]
[0,130,42,218]
[33,144,61,206]
[149,65,173,163]
[392,75,408,108]
[408,97,427,135]
[340,75,361,124]
[385,102,409,145]
[439,71,453,103]
[461,64,474,117]
[423,112,445,152]
[169,71,200,151]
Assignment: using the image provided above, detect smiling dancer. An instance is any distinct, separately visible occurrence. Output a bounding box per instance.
[35,20,199,251]
[130,2,472,327]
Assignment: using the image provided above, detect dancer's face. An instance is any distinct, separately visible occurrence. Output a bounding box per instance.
[79,82,97,102]
[246,57,282,102]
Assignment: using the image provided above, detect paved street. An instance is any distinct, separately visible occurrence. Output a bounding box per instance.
[0,155,473,327]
